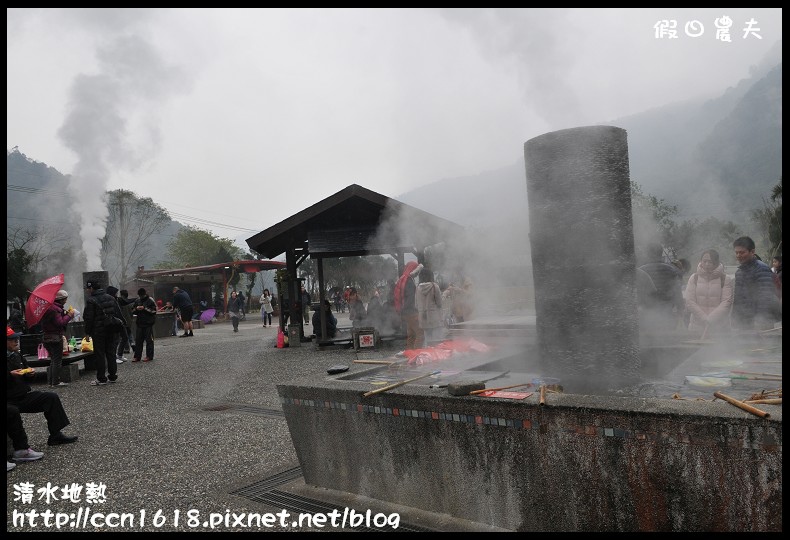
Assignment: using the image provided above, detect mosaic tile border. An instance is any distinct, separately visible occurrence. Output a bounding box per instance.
[280,396,781,451]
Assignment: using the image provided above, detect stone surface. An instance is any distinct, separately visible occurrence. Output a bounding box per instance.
[524,126,639,394]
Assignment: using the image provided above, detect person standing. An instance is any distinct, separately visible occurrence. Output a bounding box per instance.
[732,236,782,331]
[172,286,195,337]
[132,288,157,362]
[415,267,444,346]
[118,289,136,352]
[300,285,312,324]
[638,243,685,331]
[347,288,367,328]
[684,249,734,337]
[106,286,131,364]
[40,289,75,387]
[771,255,782,301]
[83,280,123,386]
[227,291,243,333]
[237,291,247,321]
[260,289,274,328]
[395,262,424,350]
[8,302,26,334]
[7,326,78,458]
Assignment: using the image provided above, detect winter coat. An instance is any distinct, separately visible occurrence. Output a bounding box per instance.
[84,289,123,337]
[349,298,367,327]
[7,349,32,401]
[394,262,422,315]
[312,308,337,338]
[132,295,158,327]
[638,261,684,312]
[684,262,733,333]
[732,258,782,329]
[415,281,443,330]
[227,296,243,316]
[260,294,274,314]
[40,302,74,342]
[173,289,193,311]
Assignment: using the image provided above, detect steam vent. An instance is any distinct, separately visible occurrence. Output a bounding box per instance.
[524,125,639,394]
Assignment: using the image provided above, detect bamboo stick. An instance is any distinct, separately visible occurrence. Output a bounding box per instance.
[758,326,782,334]
[743,399,782,405]
[713,391,770,419]
[539,385,546,406]
[362,370,440,398]
[730,370,782,377]
[469,383,530,396]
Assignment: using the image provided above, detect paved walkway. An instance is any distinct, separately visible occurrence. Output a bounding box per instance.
[7,315,495,532]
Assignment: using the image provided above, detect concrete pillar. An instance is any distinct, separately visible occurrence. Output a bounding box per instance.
[82,271,109,290]
[524,126,639,394]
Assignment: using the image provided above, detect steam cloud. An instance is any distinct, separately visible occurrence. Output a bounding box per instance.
[57,17,192,287]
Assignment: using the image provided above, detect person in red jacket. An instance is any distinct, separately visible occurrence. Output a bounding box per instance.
[39,289,75,387]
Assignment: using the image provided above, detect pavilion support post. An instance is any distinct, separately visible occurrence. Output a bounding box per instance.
[317,258,326,340]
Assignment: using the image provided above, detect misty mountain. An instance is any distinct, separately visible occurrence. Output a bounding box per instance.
[7,42,781,270]
[398,42,782,234]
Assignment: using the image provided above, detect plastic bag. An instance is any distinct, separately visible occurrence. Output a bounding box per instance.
[37,343,50,360]
[62,335,70,355]
[81,337,94,352]
[277,327,285,349]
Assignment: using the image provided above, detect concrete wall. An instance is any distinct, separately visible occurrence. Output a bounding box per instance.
[278,380,782,531]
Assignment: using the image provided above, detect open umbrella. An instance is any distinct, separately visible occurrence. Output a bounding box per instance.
[25,273,65,327]
[199,308,217,324]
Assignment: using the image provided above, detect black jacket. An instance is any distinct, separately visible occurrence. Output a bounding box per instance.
[133,295,158,327]
[7,350,31,401]
[84,289,123,337]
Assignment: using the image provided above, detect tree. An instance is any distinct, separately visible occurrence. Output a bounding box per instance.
[751,178,782,258]
[6,247,34,303]
[6,226,76,301]
[665,217,742,265]
[630,180,679,259]
[161,226,243,268]
[101,189,171,287]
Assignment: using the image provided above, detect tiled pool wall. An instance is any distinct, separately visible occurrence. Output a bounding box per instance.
[279,384,782,531]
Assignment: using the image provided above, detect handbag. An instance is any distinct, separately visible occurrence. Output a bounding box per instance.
[37,342,50,360]
[81,337,94,352]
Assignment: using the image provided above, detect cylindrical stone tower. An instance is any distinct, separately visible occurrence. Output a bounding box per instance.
[524,126,640,394]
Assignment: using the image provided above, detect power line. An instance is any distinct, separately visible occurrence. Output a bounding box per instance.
[7,183,258,234]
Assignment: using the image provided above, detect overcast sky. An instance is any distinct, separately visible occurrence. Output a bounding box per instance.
[6,8,782,250]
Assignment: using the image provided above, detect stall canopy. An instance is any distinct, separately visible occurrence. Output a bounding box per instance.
[129,260,285,314]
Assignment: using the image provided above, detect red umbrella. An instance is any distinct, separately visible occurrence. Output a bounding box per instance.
[25,273,65,327]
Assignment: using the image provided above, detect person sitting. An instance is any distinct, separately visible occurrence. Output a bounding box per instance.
[312,300,338,339]
[6,326,78,461]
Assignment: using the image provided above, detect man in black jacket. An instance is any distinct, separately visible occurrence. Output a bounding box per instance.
[7,325,78,463]
[732,236,782,331]
[83,280,123,386]
[132,288,158,362]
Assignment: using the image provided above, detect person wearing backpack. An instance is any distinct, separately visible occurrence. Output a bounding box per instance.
[83,280,124,386]
[684,249,734,337]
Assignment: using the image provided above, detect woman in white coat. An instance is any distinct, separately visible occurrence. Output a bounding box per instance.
[684,249,734,337]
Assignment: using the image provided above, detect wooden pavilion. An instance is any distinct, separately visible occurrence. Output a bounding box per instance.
[245,184,464,343]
